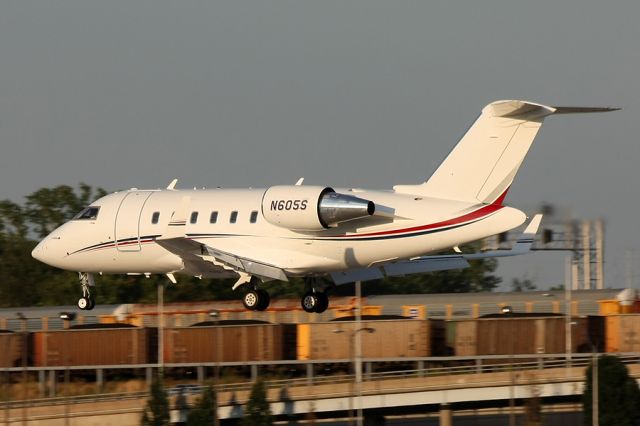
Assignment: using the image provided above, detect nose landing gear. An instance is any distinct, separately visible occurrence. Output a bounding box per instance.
[77,272,96,311]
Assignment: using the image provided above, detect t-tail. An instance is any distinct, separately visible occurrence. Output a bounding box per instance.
[394,100,618,204]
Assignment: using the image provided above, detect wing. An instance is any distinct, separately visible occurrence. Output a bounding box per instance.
[331,214,542,284]
[156,194,288,285]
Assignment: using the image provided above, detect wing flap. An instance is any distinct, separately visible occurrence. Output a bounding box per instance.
[156,236,288,282]
[203,246,288,281]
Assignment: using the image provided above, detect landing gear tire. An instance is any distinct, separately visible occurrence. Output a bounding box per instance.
[242,289,271,311]
[256,289,270,311]
[242,290,260,310]
[77,296,95,311]
[301,291,329,313]
[314,292,329,313]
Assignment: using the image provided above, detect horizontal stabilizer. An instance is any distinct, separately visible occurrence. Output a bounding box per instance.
[552,106,620,114]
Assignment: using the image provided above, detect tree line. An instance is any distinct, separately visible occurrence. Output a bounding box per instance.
[0,184,501,307]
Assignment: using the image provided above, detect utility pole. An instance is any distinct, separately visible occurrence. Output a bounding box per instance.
[594,219,604,289]
[355,280,363,426]
[565,256,573,366]
[582,220,591,289]
[592,352,599,426]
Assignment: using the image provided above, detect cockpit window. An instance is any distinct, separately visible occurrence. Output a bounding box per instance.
[73,206,100,220]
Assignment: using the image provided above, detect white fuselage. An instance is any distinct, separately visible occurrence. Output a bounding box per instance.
[32,187,526,278]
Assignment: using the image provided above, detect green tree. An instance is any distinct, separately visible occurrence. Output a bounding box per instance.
[24,183,107,238]
[241,378,272,426]
[141,376,170,426]
[511,277,536,292]
[0,200,28,237]
[186,385,218,426]
[582,355,640,426]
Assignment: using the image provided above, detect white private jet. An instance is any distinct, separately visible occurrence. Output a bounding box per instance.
[31,100,617,312]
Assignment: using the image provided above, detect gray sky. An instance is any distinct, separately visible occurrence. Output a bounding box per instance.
[1,1,638,290]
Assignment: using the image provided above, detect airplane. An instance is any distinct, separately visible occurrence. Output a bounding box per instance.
[31,100,617,312]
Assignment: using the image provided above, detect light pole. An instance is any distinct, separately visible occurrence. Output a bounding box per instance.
[157,281,164,379]
[591,342,599,426]
[565,256,574,366]
[500,306,516,426]
[59,312,76,426]
[16,313,27,426]
[334,325,375,426]
[208,310,220,426]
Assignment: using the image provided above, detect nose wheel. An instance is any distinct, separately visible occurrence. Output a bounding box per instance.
[78,272,96,311]
[77,296,95,310]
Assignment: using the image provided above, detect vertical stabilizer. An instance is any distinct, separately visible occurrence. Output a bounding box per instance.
[393,100,617,204]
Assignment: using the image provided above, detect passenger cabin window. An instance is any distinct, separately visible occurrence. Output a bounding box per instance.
[230,211,238,224]
[190,211,199,224]
[73,206,100,220]
[250,211,258,223]
[151,212,160,224]
[210,211,218,224]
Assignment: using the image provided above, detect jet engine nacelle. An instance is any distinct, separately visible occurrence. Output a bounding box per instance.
[262,186,375,231]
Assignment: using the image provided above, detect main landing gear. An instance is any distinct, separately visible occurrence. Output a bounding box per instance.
[300,277,331,314]
[301,291,329,314]
[239,277,332,314]
[241,278,271,311]
[77,272,96,311]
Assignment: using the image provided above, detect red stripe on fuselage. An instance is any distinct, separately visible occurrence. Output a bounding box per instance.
[328,203,504,239]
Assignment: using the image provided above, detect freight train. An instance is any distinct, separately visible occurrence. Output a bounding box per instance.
[1,313,638,368]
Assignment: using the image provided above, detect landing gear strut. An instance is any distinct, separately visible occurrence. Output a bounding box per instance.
[77,272,96,310]
[241,278,270,311]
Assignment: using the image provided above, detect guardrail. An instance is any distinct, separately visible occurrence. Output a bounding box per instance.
[2,352,639,408]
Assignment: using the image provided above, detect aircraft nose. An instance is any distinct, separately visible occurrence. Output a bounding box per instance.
[31,239,49,263]
[32,237,63,267]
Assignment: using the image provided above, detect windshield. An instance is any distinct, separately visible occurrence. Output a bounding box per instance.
[73,206,100,220]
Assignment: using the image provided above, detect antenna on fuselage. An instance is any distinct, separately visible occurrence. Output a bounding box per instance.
[166,178,178,190]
